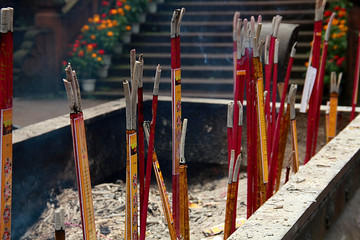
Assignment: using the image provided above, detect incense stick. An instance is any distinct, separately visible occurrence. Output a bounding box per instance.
[64,64,96,240]
[140,65,161,240]
[267,43,297,198]
[310,12,336,158]
[143,122,177,239]
[351,27,360,120]
[0,8,13,239]
[171,8,185,237]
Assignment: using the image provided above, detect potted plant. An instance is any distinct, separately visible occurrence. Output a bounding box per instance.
[66,38,104,91]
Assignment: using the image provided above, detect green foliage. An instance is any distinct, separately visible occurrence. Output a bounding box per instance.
[322,0,353,84]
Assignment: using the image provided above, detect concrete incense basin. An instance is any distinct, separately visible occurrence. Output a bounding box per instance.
[11,97,353,238]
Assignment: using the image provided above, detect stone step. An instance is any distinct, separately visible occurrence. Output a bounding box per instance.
[122,41,310,54]
[157,1,315,12]
[146,9,314,22]
[138,19,313,33]
[108,62,307,82]
[93,0,319,99]
[114,52,233,66]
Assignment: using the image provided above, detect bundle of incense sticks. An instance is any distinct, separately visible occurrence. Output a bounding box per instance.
[171,8,185,238]
[0,7,13,240]
[302,0,327,164]
[267,43,297,198]
[63,64,96,239]
[227,13,301,218]
[308,12,336,159]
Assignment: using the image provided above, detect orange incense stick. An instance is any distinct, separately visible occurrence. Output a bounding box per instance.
[63,64,96,240]
[171,8,185,237]
[179,119,189,240]
[143,122,177,239]
[288,85,299,174]
[253,37,268,183]
[328,72,342,142]
[123,58,140,240]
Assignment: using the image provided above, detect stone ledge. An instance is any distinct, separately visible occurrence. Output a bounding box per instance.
[229,115,360,239]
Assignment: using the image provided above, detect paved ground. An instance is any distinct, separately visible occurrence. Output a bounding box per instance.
[13,98,109,128]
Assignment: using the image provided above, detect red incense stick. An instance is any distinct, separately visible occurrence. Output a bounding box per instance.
[311,13,336,157]
[351,26,360,120]
[137,54,145,232]
[267,43,297,198]
[140,65,161,240]
[227,102,234,167]
[233,11,240,94]
[304,0,326,164]
[272,39,279,137]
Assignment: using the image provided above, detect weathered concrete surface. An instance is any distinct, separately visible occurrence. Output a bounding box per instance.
[229,115,360,240]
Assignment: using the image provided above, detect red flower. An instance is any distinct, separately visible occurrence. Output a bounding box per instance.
[116,1,123,7]
[72,47,77,52]
[334,55,340,60]
[92,43,97,48]
[78,50,84,57]
[82,40,87,45]
[99,49,105,55]
[75,39,80,44]
[334,6,341,11]
[102,0,109,6]
[101,13,107,19]
[62,60,67,66]
[77,35,83,40]
[336,57,345,67]
[324,10,331,17]
[341,8,346,12]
